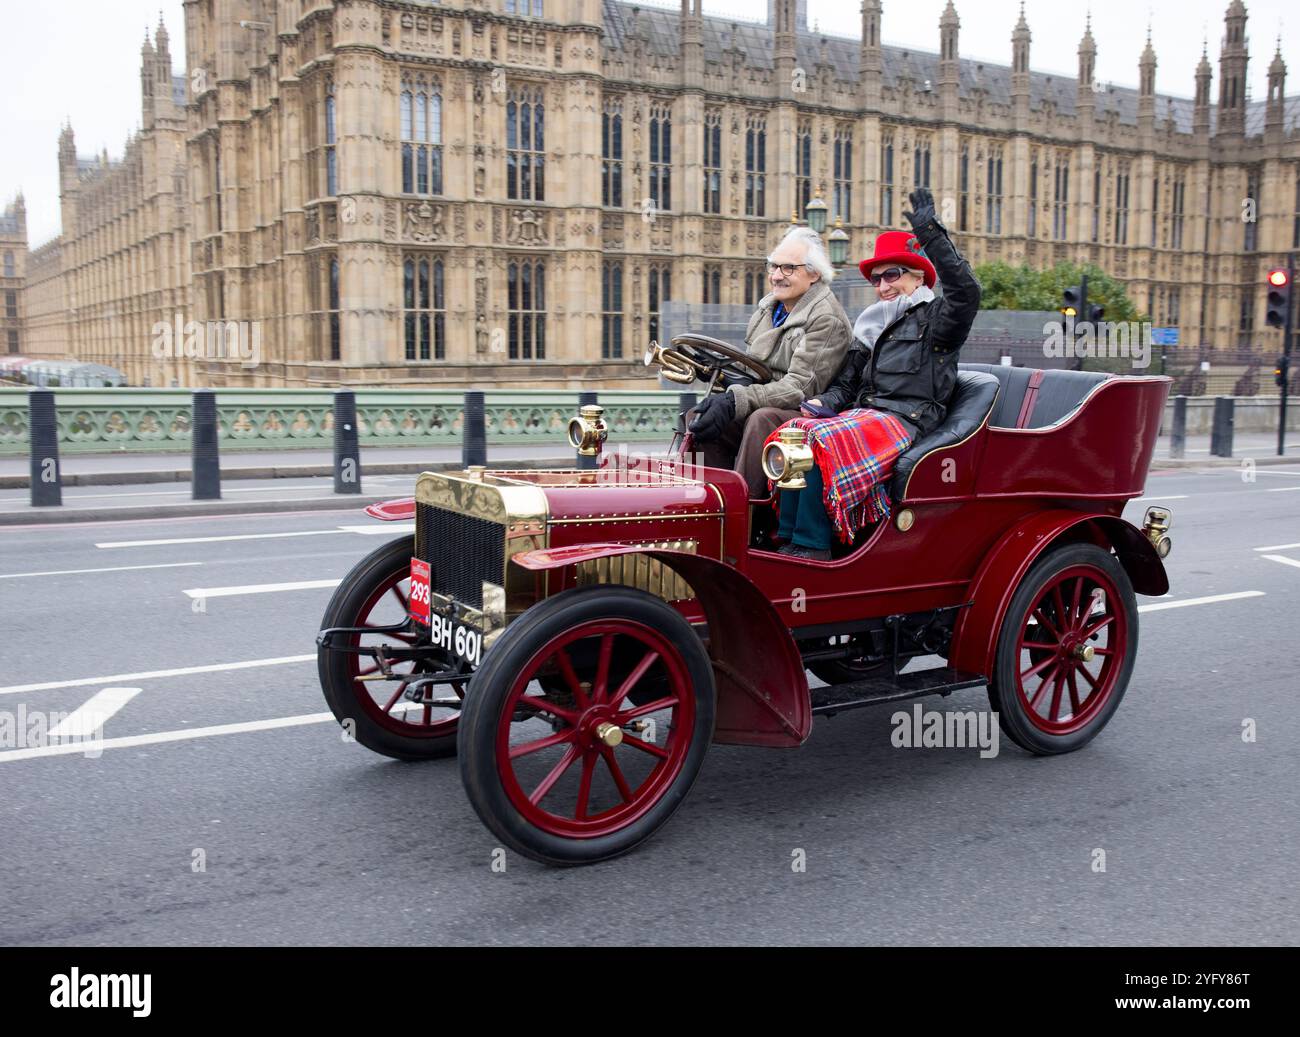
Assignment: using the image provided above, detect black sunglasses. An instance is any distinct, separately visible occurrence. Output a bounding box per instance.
[867,267,911,287]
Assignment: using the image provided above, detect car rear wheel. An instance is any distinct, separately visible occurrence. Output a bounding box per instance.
[318,535,466,760]
[458,587,715,866]
[987,542,1138,755]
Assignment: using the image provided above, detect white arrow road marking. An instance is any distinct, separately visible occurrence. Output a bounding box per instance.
[1138,591,1265,613]
[0,654,316,697]
[0,562,202,580]
[0,711,336,764]
[1254,542,1300,552]
[48,687,142,741]
[1262,555,1300,571]
[182,579,342,599]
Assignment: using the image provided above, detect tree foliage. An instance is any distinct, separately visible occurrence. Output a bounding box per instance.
[973,261,1146,324]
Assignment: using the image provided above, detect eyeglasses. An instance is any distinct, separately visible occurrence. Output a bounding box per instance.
[766,262,809,277]
[867,267,910,287]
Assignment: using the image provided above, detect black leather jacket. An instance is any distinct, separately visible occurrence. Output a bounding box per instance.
[819,217,982,437]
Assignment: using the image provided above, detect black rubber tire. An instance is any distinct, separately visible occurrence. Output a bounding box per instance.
[986,542,1139,756]
[318,535,460,761]
[458,587,716,866]
[807,634,888,686]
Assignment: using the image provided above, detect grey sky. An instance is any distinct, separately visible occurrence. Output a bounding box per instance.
[0,0,1294,246]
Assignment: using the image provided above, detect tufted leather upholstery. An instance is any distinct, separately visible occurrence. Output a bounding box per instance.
[890,370,1000,501]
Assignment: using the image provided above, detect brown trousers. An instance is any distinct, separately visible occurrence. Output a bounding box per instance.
[691,406,802,500]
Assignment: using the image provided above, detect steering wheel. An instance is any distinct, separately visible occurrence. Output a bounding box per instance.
[667,334,774,387]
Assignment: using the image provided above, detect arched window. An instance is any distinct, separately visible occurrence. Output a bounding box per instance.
[507,87,545,202]
[324,81,338,197]
[404,255,446,361]
[602,99,623,208]
[401,76,443,195]
[508,259,546,359]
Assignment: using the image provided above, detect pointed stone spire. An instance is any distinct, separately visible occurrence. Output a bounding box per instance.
[679,0,703,89]
[1010,1,1031,128]
[1266,36,1287,132]
[1194,37,1213,135]
[141,27,154,58]
[1077,13,1097,112]
[1217,0,1250,137]
[860,0,883,108]
[939,0,960,100]
[1140,26,1157,97]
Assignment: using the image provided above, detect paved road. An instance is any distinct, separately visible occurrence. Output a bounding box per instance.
[0,466,1297,945]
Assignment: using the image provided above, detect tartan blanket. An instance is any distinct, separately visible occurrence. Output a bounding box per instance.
[766,409,915,542]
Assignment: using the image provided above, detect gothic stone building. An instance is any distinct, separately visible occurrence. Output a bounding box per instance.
[16,0,1300,388]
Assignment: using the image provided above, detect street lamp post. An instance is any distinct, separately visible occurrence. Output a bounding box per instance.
[801,185,849,270]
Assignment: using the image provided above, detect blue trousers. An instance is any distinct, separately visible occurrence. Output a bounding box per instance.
[776,464,836,551]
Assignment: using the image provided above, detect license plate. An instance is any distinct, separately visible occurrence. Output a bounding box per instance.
[408,558,431,627]
[429,614,484,668]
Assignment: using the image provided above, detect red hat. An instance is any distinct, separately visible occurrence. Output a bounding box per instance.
[858,230,937,288]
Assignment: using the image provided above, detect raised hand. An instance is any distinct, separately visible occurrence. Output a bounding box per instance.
[902,187,937,230]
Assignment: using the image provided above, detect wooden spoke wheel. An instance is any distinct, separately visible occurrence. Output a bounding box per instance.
[318,536,466,760]
[458,587,715,866]
[988,543,1138,755]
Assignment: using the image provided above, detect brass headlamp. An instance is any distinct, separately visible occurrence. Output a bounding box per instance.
[567,404,608,457]
[1142,506,1173,559]
[762,427,815,491]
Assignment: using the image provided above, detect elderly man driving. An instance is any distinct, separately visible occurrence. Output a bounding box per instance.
[687,226,853,498]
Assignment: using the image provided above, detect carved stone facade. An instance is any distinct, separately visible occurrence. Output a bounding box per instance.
[11,1,1300,388]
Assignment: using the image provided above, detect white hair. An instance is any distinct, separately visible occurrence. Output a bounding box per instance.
[774,225,836,283]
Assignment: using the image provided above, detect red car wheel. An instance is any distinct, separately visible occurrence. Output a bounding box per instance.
[318,536,465,760]
[988,542,1138,755]
[459,587,715,866]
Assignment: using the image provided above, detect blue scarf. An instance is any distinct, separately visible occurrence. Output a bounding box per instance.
[772,302,789,328]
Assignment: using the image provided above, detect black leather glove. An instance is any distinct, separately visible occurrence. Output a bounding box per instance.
[903,187,941,237]
[687,391,736,443]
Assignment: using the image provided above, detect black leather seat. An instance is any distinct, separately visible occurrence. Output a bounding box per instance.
[890,370,999,501]
[1026,370,1110,427]
[958,363,1031,428]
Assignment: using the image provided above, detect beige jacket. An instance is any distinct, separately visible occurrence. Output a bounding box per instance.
[729,280,854,422]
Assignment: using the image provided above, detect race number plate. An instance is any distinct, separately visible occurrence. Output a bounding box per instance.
[408,559,432,627]
[429,614,484,669]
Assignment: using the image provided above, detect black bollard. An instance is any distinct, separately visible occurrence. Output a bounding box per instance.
[333,391,362,494]
[1210,397,1235,458]
[462,391,487,468]
[577,391,599,471]
[1170,396,1186,459]
[191,389,221,500]
[28,389,62,507]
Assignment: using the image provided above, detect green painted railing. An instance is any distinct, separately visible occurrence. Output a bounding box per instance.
[0,388,690,455]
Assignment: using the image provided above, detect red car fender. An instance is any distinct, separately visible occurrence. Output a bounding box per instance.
[513,545,811,748]
[364,497,416,521]
[949,509,1170,679]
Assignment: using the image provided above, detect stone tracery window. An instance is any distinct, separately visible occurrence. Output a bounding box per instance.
[402,75,443,196]
[796,119,812,217]
[649,103,672,212]
[985,145,1003,236]
[602,261,623,359]
[508,258,545,360]
[833,124,853,223]
[507,86,545,202]
[880,130,895,226]
[602,98,623,208]
[703,109,722,215]
[404,254,446,361]
[744,114,766,218]
[648,263,671,343]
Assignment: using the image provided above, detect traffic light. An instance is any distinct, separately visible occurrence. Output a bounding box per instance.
[1062,285,1082,320]
[1266,269,1291,329]
[1088,303,1105,324]
[1276,355,1290,388]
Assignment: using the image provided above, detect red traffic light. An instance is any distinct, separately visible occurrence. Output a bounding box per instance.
[1268,269,1290,288]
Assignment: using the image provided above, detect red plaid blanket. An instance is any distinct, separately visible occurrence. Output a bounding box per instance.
[766,409,915,542]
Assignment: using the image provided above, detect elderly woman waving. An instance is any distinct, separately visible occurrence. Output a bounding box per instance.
[767,188,982,560]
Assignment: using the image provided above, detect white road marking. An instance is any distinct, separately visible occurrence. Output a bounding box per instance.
[1254,542,1300,552]
[97,529,343,548]
[48,486,333,501]
[48,687,142,740]
[0,561,202,580]
[0,654,316,697]
[1134,495,1188,502]
[0,711,336,764]
[1243,470,1300,477]
[336,523,415,535]
[1138,591,1265,613]
[1262,555,1300,571]
[182,579,341,599]
[1266,486,1300,493]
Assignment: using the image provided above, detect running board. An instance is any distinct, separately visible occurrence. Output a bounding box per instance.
[810,667,987,717]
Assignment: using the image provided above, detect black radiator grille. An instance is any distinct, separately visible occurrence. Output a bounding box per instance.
[416,503,505,610]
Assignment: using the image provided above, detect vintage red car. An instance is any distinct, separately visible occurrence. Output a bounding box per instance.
[317,337,1173,866]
